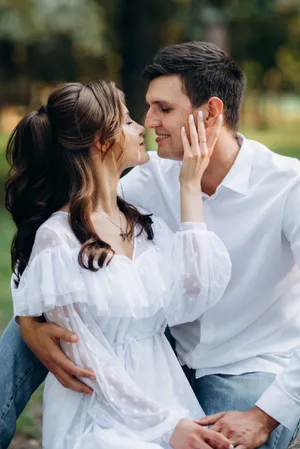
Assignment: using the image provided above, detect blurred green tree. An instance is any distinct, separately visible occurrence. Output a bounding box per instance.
[0,0,300,128]
[0,0,107,106]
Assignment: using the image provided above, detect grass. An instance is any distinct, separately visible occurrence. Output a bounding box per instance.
[0,213,14,328]
[240,125,300,157]
[0,124,299,442]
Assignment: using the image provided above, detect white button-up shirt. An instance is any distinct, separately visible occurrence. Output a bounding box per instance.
[118,134,300,430]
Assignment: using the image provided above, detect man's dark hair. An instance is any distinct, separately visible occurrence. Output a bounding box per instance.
[143,41,246,131]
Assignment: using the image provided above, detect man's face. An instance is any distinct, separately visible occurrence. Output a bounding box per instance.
[145,75,194,161]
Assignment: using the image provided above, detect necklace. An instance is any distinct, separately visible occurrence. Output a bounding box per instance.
[98,209,132,244]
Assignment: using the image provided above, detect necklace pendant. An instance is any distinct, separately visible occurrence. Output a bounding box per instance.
[120,227,128,241]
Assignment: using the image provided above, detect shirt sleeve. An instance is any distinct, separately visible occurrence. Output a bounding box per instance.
[256,179,300,430]
[152,218,232,327]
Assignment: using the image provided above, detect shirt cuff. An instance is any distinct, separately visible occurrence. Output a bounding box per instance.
[162,428,174,446]
[179,222,207,232]
[256,382,300,431]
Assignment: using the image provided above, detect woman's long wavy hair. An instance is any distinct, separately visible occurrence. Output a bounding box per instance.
[5,81,153,287]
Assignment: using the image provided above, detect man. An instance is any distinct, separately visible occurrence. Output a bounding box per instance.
[1,41,300,449]
[119,42,300,449]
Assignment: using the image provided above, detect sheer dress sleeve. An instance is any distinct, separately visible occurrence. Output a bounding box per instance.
[151,217,232,326]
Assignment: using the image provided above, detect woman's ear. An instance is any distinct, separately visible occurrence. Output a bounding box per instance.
[92,134,102,152]
[92,135,111,157]
[101,141,112,153]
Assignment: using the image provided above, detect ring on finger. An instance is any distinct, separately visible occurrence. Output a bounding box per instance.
[200,140,207,143]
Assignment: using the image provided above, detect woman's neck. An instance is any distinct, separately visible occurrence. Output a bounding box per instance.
[92,152,121,216]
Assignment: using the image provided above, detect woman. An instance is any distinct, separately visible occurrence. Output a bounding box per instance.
[6,81,233,449]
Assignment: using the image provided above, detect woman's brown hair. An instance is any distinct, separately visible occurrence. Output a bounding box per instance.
[5,81,153,286]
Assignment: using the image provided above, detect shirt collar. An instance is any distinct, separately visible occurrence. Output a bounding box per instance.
[219,133,253,195]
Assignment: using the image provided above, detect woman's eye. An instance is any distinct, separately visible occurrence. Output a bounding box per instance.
[126,121,133,125]
[161,107,171,113]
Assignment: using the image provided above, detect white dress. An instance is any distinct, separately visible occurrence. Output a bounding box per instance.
[12,211,231,449]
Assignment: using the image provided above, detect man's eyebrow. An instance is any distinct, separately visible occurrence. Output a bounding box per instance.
[145,99,173,107]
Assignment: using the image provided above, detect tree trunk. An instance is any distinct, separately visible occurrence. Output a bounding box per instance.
[119,0,179,123]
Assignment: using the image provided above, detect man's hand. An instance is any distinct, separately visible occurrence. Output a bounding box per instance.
[20,317,96,395]
[196,407,279,449]
[170,418,234,449]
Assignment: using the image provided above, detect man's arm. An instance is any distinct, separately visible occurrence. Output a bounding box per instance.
[255,179,300,430]
[197,408,278,449]
[20,316,95,395]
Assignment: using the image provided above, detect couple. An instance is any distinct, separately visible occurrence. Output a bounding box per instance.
[1,41,300,449]
[6,77,232,449]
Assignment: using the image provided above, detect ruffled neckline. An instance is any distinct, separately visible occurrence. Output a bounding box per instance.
[51,211,137,263]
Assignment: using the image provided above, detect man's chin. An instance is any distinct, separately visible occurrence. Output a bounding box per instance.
[157,145,183,161]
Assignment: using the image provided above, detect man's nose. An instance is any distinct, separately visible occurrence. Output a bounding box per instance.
[144,109,160,129]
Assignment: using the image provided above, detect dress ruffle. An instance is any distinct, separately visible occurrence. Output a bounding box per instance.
[12,218,231,323]
[12,243,165,318]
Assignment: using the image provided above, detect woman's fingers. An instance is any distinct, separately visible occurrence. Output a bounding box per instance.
[190,437,212,449]
[182,110,223,159]
[196,425,233,449]
[180,111,222,184]
[188,114,200,155]
[207,114,223,157]
[181,126,192,158]
[205,430,233,449]
[197,110,208,157]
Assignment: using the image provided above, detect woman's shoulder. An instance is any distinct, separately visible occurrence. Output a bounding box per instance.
[150,215,174,248]
[33,212,77,254]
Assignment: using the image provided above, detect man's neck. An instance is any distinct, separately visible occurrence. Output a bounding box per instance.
[201,130,240,196]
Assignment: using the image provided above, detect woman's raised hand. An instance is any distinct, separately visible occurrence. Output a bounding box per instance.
[179,111,222,188]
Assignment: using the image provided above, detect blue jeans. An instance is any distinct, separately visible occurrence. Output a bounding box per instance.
[190,370,299,449]
[0,319,47,449]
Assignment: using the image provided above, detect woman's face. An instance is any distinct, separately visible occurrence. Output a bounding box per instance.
[119,106,150,170]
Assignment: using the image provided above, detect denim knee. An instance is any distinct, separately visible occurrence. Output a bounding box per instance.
[0,319,47,448]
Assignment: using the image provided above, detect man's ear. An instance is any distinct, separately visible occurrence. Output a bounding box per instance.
[205,97,223,127]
